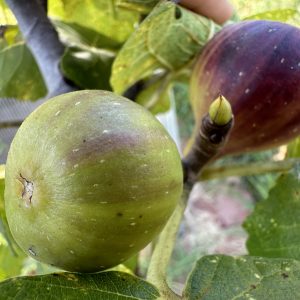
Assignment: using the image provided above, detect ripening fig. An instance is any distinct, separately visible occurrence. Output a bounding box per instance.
[190,20,300,156]
[5,90,183,273]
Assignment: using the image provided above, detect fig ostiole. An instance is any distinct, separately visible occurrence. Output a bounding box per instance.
[5,90,183,273]
[190,20,300,156]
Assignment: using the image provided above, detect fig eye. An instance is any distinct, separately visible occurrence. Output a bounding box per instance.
[19,174,34,207]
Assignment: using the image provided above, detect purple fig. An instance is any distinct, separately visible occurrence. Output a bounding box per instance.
[190,20,300,156]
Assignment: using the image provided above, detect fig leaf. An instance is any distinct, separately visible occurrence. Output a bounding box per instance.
[232,0,300,25]
[183,255,300,300]
[111,1,220,95]
[116,0,159,14]
[0,0,17,25]
[0,43,47,100]
[136,76,172,114]
[52,20,121,51]
[244,173,300,260]
[0,241,25,282]
[0,271,160,300]
[287,137,300,158]
[60,46,114,90]
[244,8,298,23]
[48,0,140,44]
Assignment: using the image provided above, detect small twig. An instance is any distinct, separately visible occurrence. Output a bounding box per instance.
[200,158,299,181]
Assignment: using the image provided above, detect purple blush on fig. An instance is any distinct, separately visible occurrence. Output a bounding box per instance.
[190,20,300,156]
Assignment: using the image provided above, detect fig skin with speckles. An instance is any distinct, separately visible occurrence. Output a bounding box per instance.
[4,90,183,273]
[190,20,300,156]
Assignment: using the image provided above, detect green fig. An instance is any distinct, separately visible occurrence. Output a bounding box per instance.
[5,90,183,273]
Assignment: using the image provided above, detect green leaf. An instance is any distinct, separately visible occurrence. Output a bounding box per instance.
[183,255,300,300]
[0,43,47,100]
[0,240,25,282]
[116,0,159,14]
[287,137,300,158]
[0,271,160,299]
[53,20,121,50]
[244,173,300,260]
[136,77,172,114]
[244,8,298,22]
[0,245,24,282]
[231,0,300,26]
[48,0,140,44]
[0,25,22,50]
[111,1,220,95]
[60,46,114,90]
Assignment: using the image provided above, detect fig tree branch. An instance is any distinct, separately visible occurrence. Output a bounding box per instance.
[182,96,233,184]
[147,96,233,298]
[200,158,299,181]
[5,0,74,97]
[37,0,47,12]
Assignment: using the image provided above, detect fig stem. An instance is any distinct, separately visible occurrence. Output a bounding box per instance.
[199,158,299,181]
[147,108,233,298]
[147,183,191,300]
[182,113,233,184]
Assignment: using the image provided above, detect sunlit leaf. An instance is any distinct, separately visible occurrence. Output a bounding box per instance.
[48,0,140,44]
[231,0,300,26]
[111,1,220,95]
[0,0,17,25]
[0,43,47,100]
[116,0,159,14]
[244,9,298,22]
